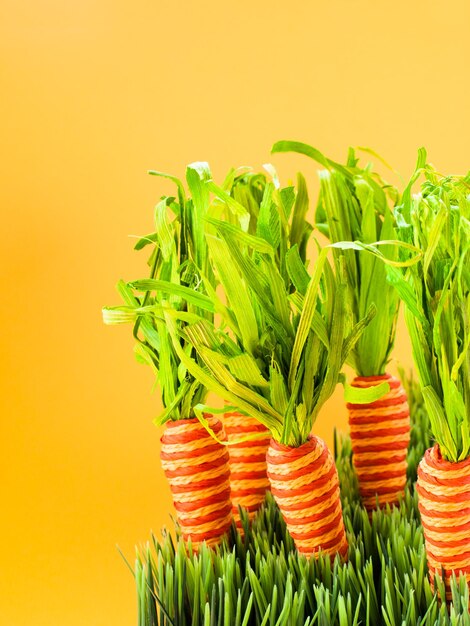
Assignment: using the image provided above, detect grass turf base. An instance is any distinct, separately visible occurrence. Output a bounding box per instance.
[134,378,470,625]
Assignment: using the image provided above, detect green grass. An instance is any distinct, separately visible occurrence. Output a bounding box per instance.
[133,373,470,625]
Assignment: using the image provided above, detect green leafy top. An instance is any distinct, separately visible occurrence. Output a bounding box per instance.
[102,162,227,423]
[102,164,301,424]
[391,150,470,461]
[272,141,401,376]
[157,172,376,447]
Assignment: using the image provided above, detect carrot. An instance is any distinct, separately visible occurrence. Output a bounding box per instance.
[266,436,348,559]
[174,240,378,559]
[160,417,233,550]
[168,171,375,561]
[271,141,412,512]
[417,445,470,602]
[103,163,233,549]
[347,374,410,511]
[223,410,270,527]
[391,155,470,601]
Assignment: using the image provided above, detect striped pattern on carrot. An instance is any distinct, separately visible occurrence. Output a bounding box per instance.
[347,373,410,511]
[417,445,470,603]
[160,417,232,550]
[266,436,348,559]
[223,411,270,526]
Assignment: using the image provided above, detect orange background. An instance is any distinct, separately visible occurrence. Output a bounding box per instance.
[1,1,469,624]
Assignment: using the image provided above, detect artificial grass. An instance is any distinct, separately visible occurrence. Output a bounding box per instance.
[134,375,470,625]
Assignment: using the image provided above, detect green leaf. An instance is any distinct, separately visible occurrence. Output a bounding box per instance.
[421,385,457,461]
[289,292,330,350]
[329,240,421,268]
[128,279,215,313]
[344,381,390,404]
[206,217,274,254]
[102,305,139,325]
[271,140,351,179]
[290,172,310,250]
[227,354,269,388]
[206,181,251,230]
[154,198,176,261]
[342,304,376,365]
[312,270,348,422]
[167,314,283,436]
[256,183,280,249]
[286,245,310,295]
[186,162,212,271]
[269,363,289,415]
[154,380,191,425]
[206,235,259,354]
[147,169,186,208]
[288,249,327,391]
[385,267,428,327]
[133,232,160,251]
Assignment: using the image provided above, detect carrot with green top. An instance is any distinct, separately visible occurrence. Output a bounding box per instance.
[391,152,470,602]
[157,180,374,558]
[272,141,412,512]
[103,163,236,550]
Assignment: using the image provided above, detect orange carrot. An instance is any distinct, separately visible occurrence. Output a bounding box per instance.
[266,435,348,559]
[417,445,470,602]
[223,411,270,527]
[347,373,410,511]
[160,417,232,550]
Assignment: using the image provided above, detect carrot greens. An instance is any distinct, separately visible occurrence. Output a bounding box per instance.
[272,141,402,378]
[160,176,376,446]
[102,164,309,426]
[102,163,226,423]
[390,150,470,462]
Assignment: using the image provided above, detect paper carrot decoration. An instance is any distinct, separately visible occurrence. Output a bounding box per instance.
[347,374,410,510]
[272,141,412,511]
[393,152,470,599]
[160,417,232,549]
[223,410,270,526]
[162,182,373,557]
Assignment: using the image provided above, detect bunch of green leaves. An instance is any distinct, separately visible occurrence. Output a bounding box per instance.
[399,368,433,482]
[102,163,223,423]
[272,141,403,378]
[390,150,470,462]
[161,179,378,444]
[102,164,311,425]
[133,406,470,626]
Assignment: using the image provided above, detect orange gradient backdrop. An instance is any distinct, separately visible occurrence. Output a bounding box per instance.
[1,1,469,625]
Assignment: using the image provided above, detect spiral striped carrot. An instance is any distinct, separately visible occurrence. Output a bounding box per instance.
[266,435,348,559]
[223,410,270,526]
[347,373,410,511]
[160,417,233,550]
[417,444,470,602]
